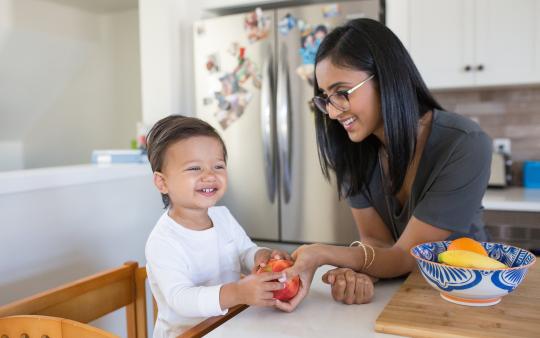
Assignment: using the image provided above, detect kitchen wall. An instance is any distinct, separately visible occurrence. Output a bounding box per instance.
[0,141,23,171]
[434,85,540,185]
[0,0,141,170]
[139,0,208,125]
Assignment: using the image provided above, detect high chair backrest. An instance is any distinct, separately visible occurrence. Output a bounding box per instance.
[0,262,153,338]
[0,315,118,338]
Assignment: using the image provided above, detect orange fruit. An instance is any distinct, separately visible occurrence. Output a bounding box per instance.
[447,237,488,256]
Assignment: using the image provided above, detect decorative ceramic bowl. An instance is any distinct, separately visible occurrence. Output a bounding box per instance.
[410,241,536,306]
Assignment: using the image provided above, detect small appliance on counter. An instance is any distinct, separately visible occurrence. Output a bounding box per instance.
[488,149,512,188]
[523,161,540,188]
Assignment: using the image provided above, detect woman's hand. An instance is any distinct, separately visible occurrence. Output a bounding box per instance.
[274,244,322,312]
[321,268,376,304]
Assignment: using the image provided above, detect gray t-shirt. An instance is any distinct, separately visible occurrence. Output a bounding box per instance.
[348,109,492,241]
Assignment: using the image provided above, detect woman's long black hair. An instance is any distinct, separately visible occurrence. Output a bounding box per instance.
[313,18,442,197]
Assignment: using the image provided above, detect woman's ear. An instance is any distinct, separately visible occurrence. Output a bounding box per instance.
[153,172,167,194]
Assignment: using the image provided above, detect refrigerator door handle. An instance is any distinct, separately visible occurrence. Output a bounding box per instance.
[276,43,292,204]
[261,53,276,203]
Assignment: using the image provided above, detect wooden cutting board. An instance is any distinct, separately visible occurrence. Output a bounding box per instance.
[375,261,539,338]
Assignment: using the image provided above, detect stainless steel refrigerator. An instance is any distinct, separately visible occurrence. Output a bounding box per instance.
[194,1,382,244]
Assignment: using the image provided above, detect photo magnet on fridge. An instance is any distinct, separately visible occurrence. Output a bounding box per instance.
[244,7,271,43]
[278,13,297,36]
[322,4,341,18]
[206,53,220,73]
[297,24,328,86]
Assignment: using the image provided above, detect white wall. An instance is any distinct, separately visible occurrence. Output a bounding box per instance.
[22,8,142,169]
[386,0,410,48]
[0,171,163,336]
[0,0,142,170]
[0,0,12,29]
[0,0,98,143]
[139,0,207,125]
[109,10,143,142]
[0,141,23,170]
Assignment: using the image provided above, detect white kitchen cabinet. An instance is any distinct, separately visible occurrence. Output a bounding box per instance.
[475,0,539,86]
[401,0,540,89]
[408,0,475,88]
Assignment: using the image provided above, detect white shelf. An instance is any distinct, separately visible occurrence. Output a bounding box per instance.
[0,164,152,195]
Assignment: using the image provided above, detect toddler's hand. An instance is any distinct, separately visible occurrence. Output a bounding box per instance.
[253,249,292,273]
[269,249,292,261]
[235,272,285,307]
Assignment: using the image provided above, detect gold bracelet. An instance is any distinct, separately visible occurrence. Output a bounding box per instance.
[349,240,367,271]
[365,244,375,270]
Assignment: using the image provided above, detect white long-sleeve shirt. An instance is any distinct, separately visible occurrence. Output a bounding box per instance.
[145,206,261,338]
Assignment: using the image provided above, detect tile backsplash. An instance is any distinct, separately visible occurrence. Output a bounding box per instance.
[433,85,540,186]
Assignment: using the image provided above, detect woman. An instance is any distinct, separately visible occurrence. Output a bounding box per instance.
[274,18,492,312]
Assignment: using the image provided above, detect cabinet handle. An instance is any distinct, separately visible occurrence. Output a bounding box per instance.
[477,64,484,71]
[464,65,472,72]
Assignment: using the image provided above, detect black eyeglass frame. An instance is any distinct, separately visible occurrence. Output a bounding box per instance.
[312,74,375,115]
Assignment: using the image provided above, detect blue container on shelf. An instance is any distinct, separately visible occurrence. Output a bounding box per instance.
[91,149,147,164]
[523,161,540,188]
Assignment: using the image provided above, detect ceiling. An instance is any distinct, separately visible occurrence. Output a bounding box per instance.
[39,0,137,14]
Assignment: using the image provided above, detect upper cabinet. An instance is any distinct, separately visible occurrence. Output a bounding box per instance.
[388,0,540,89]
[409,0,475,88]
[474,0,539,86]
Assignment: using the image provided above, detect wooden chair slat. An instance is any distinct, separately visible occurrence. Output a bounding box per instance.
[177,304,248,338]
[0,315,119,338]
[0,262,136,318]
[0,262,146,338]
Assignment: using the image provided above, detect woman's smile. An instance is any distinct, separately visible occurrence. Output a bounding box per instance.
[339,116,358,130]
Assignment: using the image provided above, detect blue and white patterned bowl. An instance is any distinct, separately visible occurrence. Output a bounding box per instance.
[410,241,536,306]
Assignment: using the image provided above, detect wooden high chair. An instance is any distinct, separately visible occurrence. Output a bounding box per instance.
[0,262,155,338]
[0,315,118,338]
[0,261,248,338]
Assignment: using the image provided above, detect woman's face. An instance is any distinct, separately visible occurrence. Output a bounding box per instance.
[315,58,383,143]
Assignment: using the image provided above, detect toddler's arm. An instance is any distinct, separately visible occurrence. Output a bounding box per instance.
[147,240,286,317]
[148,254,228,318]
[219,271,285,309]
[224,208,292,273]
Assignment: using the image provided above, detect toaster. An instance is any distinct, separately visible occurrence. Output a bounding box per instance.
[489,151,512,188]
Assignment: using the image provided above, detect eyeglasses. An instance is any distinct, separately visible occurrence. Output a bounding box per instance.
[312,74,375,115]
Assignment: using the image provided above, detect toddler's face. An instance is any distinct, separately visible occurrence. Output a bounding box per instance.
[158,136,227,210]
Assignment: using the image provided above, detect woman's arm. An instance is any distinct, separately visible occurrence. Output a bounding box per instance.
[277,209,450,311]
[310,215,451,278]
[351,207,394,248]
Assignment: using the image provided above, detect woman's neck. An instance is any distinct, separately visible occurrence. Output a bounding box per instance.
[168,207,213,231]
[376,111,433,150]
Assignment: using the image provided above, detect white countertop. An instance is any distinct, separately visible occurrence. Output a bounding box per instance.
[483,187,540,212]
[207,265,404,338]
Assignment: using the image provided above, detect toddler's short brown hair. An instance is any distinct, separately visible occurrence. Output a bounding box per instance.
[146,115,227,208]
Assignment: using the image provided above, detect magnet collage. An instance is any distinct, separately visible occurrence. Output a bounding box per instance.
[203,5,340,130]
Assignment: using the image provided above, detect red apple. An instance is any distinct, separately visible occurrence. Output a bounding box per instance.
[256,258,300,301]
